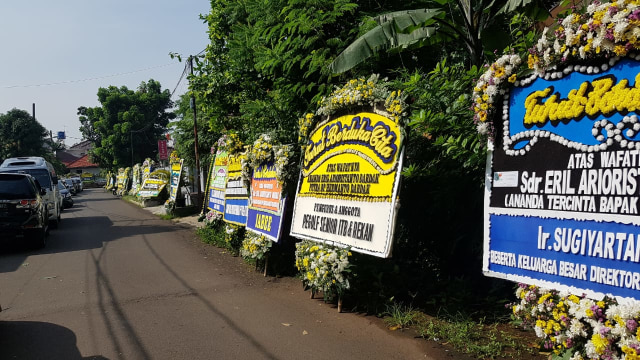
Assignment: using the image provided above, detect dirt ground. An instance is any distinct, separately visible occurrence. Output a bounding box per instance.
[182,227,550,360]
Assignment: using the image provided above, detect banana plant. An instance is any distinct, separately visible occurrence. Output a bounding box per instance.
[329,0,553,74]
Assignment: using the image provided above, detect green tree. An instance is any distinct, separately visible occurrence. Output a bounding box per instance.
[77,79,175,171]
[329,0,551,73]
[186,0,363,148]
[0,108,49,160]
[170,94,216,169]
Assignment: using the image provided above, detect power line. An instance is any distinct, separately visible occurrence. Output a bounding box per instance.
[1,62,180,89]
[171,63,190,98]
[171,48,207,98]
[170,48,206,99]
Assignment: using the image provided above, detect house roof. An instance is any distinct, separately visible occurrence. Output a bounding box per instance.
[57,151,80,167]
[70,139,93,150]
[67,154,98,169]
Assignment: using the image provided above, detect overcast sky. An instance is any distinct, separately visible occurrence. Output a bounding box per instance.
[0,0,210,146]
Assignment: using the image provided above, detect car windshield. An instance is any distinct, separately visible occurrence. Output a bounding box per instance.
[2,169,51,188]
[0,176,35,199]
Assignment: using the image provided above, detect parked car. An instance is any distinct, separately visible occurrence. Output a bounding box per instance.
[0,173,49,248]
[0,157,61,228]
[57,182,73,209]
[71,177,83,192]
[63,179,77,195]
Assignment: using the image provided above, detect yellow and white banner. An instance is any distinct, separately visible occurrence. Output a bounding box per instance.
[290,111,403,257]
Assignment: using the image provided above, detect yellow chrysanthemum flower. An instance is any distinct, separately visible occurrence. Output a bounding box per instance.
[591,334,608,354]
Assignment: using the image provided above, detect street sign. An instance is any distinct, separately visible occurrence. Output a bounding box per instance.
[158,140,168,160]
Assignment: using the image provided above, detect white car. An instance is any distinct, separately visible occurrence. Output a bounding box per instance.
[0,157,61,228]
[71,177,83,192]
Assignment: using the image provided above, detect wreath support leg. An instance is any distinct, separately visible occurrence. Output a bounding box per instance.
[338,296,343,313]
[263,255,269,277]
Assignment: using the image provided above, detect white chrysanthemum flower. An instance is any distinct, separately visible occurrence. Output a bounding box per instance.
[601,40,615,52]
[565,29,576,47]
[584,341,598,359]
[593,31,604,48]
[579,46,587,59]
[554,39,562,53]
[543,48,553,63]
[562,14,575,28]
[569,318,588,338]
[569,351,584,360]
[614,22,630,41]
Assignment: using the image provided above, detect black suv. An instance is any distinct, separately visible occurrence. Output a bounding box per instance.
[0,173,49,248]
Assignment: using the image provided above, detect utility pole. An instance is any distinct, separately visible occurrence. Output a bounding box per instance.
[131,131,134,169]
[189,56,202,202]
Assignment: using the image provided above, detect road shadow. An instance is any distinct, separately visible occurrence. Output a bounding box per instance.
[0,320,109,360]
[0,215,178,273]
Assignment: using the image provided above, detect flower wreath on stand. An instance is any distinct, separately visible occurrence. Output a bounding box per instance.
[239,133,293,263]
[294,75,407,304]
[164,151,183,214]
[474,2,640,359]
[214,132,247,256]
[129,164,141,196]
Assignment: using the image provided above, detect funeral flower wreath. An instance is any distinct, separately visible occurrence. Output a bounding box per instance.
[473,0,640,141]
[294,240,352,298]
[243,133,294,191]
[476,2,640,359]
[240,232,272,261]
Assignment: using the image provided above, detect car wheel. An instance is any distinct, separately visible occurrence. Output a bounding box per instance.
[44,211,50,236]
[32,227,47,249]
[50,208,61,229]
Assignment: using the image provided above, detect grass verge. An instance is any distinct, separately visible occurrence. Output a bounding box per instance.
[382,303,541,359]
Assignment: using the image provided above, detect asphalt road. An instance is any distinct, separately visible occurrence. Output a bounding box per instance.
[0,189,453,360]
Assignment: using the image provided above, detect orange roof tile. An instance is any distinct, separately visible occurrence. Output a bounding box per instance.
[67,154,98,169]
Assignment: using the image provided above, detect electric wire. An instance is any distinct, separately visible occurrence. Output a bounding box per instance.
[171,63,190,98]
[170,48,207,99]
[1,62,180,89]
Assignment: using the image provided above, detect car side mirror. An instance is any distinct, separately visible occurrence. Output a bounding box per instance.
[40,188,47,196]
[52,176,58,185]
